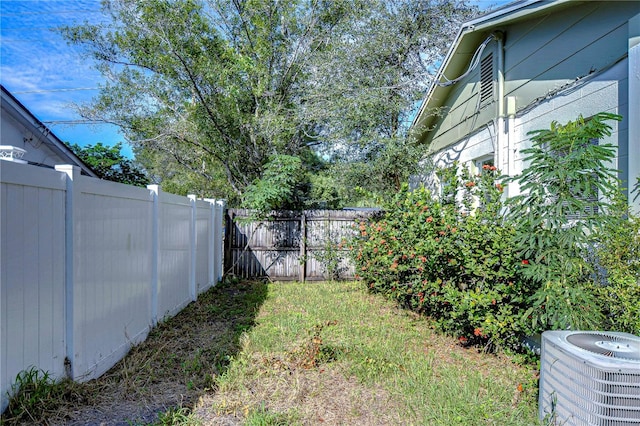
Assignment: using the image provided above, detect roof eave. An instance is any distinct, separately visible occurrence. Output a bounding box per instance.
[410,0,575,141]
[1,85,99,178]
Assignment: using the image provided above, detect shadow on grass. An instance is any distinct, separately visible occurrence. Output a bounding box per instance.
[1,279,270,426]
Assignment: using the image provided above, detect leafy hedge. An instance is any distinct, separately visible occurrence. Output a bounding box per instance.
[352,113,640,352]
[353,165,535,350]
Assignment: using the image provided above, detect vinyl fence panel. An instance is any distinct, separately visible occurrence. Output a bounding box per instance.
[71,176,154,381]
[1,161,67,412]
[195,199,213,294]
[1,162,225,413]
[156,191,193,321]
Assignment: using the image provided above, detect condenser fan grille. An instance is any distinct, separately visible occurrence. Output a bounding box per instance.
[567,332,640,361]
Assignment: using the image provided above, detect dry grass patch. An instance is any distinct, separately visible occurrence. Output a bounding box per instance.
[2,280,269,425]
[194,354,403,425]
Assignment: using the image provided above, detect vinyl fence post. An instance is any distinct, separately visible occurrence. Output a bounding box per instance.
[204,199,216,288]
[215,200,225,282]
[188,195,197,301]
[299,213,306,282]
[55,165,80,380]
[147,185,160,325]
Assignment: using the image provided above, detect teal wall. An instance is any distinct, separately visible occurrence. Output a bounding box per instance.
[426,1,639,154]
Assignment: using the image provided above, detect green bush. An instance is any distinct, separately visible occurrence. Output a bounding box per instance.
[507,112,621,332]
[352,164,535,350]
[353,112,639,353]
[590,193,640,335]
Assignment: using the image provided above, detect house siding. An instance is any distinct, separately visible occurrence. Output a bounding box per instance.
[507,58,627,196]
[430,57,627,198]
[426,1,638,154]
[0,112,71,168]
[504,1,632,112]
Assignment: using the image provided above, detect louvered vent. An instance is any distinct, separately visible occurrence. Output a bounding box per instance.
[479,53,494,105]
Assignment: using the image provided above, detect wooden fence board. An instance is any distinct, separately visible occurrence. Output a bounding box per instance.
[225,209,379,281]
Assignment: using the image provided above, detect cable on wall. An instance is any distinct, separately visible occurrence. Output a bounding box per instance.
[435,33,497,87]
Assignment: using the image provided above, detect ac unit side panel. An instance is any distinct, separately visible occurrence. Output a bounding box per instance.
[541,341,640,402]
[540,331,640,426]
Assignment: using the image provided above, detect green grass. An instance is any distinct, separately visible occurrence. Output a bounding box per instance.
[204,280,539,425]
[2,280,539,425]
[1,367,90,425]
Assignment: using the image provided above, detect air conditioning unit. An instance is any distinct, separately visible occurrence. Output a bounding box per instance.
[539,330,640,426]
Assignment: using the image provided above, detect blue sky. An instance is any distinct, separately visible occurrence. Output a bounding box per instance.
[1,0,513,159]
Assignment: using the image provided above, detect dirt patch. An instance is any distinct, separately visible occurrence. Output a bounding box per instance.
[192,354,404,425]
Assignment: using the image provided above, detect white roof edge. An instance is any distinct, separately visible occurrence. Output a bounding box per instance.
[1,85,99,177]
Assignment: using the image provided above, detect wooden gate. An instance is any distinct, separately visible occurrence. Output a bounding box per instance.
[225,209,378,281]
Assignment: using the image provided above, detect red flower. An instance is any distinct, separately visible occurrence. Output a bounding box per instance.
[465,181,476,188]
[521,259,530,265]
[426,216,434,223]
[459,336,468,343]
[474,328,483,337]
[482,164,490,170]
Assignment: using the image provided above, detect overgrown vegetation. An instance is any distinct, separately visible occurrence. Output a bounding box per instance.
[2,367,89,424]
[353,112,640,352]
[60,0,478,207]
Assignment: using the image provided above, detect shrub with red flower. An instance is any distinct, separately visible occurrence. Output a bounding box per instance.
[350,164,534,352]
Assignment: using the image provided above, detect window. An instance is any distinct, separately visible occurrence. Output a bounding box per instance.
[565,138,600,220]
[542,137,600,220]
[472,156,495,211]
[474,156,494,173]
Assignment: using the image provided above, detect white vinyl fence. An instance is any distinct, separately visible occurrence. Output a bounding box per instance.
[0,161,225,413]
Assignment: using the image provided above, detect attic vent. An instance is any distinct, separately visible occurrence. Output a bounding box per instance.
[479,53,494,105]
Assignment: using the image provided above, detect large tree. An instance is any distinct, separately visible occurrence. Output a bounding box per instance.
[301,0,477,204]
[62,0,476,207]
